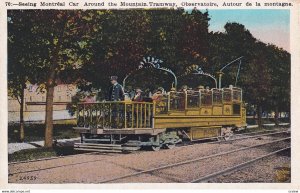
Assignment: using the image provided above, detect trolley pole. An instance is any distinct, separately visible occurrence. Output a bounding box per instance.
[218,56,244,89]
[216,71,224,89]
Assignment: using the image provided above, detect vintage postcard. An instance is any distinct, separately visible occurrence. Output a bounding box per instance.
[0,0,299,192]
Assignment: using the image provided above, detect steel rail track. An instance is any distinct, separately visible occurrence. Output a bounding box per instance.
[234,128,289,136]
[214,130,290,143]
[99,137,291,183]
[189,147,290,183]
[178,130,290,149]
[8,130,290,166]
[9,132,288,175]
[8,156,115,176]
[8,151,108,165]
[8,130,290,170]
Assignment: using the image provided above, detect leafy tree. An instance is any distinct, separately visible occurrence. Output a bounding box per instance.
[265,44,290,125]
[8,9,290,136]
[77,9,212,94]
[208,22,290,126]
[7,10,35,141]
[8,10,97,147]
[243,42,272,126]
[78,10,150,95]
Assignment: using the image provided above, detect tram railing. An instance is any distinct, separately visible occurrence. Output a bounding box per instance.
[76,101,154,129]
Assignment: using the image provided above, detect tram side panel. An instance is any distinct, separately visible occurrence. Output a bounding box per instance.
[74,87,246,149]
[153,102,246,140]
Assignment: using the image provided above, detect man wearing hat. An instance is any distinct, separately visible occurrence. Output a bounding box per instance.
[108,76,125,101]
[133,88,143,102]
[108,76,125,128]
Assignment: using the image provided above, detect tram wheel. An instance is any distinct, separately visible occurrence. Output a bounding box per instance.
[164,143,176,149]
[223,131,234,141]
[221,127,234,141]
[223,135,232,141]
[151,145,161,151]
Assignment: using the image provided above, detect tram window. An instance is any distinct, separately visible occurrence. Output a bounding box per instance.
[212,89,222,105]
[223,89,232,102]
[200,91,212,106]
[233,89,242,101]
[233,104,241,115]
[169,92,185,111]
[187,92,200,108]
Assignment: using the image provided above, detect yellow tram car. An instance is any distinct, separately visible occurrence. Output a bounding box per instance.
[74,85,247,152]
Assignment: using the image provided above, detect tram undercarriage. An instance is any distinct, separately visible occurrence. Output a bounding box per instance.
[74,124,241,152]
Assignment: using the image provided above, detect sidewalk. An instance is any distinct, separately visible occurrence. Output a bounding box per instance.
[8,137,80,154]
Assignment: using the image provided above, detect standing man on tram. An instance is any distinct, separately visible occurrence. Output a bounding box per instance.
[108,76,125,101]
[108,76,125,128]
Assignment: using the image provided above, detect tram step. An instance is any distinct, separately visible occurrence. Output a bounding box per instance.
[74,143,123,153]
[74,147,122,153]
[122,146,141,151]
[82,138,111,142]
[123,140,142,147]
[75,143,122,147]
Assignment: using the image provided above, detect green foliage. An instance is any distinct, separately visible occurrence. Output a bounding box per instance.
[209,22,290,117]
[8,11,32,99]
[8,10,290,129]
[8,148,57,162]
[8,144,76,162]
[66,91,87,116]
[8,123,78,143]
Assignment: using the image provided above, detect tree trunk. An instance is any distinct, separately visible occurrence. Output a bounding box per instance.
[257,105,263,127]
[44,49,58,148]
[44,37,61,147]
[44,84,55,147]
[19,85,25,142]
[274,106,279,126]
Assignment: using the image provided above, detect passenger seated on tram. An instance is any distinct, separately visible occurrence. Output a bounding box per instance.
[178,85,188,110]
[194,85,205,103]
[201,86,212,105]
[124,93,131,101]
[187,87,195,94]
[83,92,96,103]
[151,87,164,102]
[196,85,205,92]
[180,85,188,92]
[168,87,179,110]
[168,87,177,99]
[169,87,177,96]
[132,88,143,102]
[124,86,135,100]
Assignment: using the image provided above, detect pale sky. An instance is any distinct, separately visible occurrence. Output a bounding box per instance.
[207,9,290,52]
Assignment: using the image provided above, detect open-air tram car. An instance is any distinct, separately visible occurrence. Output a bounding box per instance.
[73,57,247,152]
